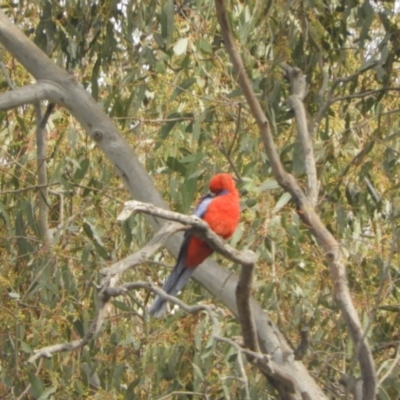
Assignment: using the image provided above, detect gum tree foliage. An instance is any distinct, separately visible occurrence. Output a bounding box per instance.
[0,0,399,399]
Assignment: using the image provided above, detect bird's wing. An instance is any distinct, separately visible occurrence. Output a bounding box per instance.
[193,194,214,218]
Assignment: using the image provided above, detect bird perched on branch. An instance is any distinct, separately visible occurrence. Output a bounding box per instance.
[149,173,240,317]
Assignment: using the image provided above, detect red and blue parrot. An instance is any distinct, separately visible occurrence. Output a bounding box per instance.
[149,173,240,317]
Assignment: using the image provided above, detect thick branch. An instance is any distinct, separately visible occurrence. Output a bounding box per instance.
[0,82,62,109]
[0,10,326,399]
[215,0,376,398]
[120,201,260,363]
[236,259,259,354]
[281,64,318,206]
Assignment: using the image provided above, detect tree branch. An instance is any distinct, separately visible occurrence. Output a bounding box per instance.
[29,223,175,363]
[118,200,257,267]
[281,63,319,206]
[215,336,299,396]
[35,102,51,246]
[214,0,377,398]
[236,256,259,355]
[0,82,62,110]
[119,200,260,368]
[0,10,327,399]
[311,61,378,135]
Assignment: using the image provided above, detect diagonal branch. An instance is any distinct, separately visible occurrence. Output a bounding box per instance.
[0,82,63,110]
[215,1,377,398]
[28,223,176,363]
[215,336,299,395]
[311,61,378,135]
[0,10,327,399]
[119,200,260,364]
[118,200,257,267]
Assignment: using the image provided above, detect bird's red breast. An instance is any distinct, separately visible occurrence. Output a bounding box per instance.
[184,173,240,268]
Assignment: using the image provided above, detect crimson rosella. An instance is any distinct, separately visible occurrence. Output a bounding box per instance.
[149,173,240,317]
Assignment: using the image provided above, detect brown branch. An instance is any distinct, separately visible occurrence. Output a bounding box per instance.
[281,63,319,206]
[106,281,220,334]
[236,257,259,355]
[28,223,174,363]
[214,0,377,398]
[35,103,50,246]
[118,200,257,267]
[331,87,400,104]
[327,139,375,199]
[215,336,299,396]
[311,62,378,136]
[0,60,14,89]
[0,182,59,195]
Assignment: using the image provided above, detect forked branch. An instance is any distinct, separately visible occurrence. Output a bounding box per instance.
[215,0,377,398]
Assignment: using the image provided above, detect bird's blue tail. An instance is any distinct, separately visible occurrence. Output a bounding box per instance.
[149,253,194,318]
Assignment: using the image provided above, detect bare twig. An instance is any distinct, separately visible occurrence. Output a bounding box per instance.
[294,327,310,360]
[331,87,400,103]
[106,281,220,335]
[214,336,299,395]
[118,200,257,267]
[0,182,59,195]
[378,343,400,387]
[35,103,50,245]
[327,139,375,199]
[28,223,175,363]
[16,358,44,400]
[214,0,376,398]
[0,60,14,89]
[214,336,251,400]
[311,61,378,135]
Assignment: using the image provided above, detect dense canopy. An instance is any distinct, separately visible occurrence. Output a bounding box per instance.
[0,0,399,399]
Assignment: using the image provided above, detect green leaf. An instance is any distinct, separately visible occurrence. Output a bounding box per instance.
[166,156,187,176]
[173,37,188,56]
[132,84,147,116]
[29,372,45,398]
[153,32,165,49]
[112,300,131,312]
[171,77,196,101]
[38,386,57,400]
[74,158,90,182]
[259,179,280,191]
[0,201,11,229]
[161,0,174,45]
[20,341,32,353]
[159,112,180,139]
[82,220,109,259]
[198,38,212,54]
[181,152,203,213]
[141,46,157,66]
[273,192,292,213]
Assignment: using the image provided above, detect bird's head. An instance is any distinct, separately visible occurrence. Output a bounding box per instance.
[209,173,236,194]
